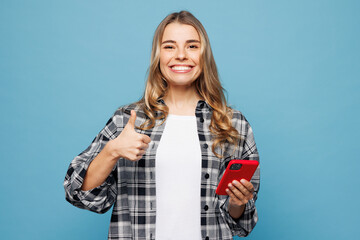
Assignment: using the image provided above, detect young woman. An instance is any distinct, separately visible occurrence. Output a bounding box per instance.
[64,11,260,240]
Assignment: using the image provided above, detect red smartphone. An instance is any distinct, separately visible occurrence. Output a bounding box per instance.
[216,159,259,195]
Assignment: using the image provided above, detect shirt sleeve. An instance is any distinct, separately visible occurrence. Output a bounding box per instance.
[219,121,260,237]
[63,110,122,214]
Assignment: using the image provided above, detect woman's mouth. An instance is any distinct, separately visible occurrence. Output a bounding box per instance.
[169,65,193,73]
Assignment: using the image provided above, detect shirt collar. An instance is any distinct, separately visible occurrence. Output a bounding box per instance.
[157,98,212,111]
[196,99,212,111]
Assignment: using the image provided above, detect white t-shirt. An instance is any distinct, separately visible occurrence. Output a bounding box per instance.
[155,114,202,240]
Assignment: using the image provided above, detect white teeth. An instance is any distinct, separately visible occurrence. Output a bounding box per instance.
[171,66,191,70]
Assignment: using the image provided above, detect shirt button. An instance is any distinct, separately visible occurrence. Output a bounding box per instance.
[203,144,208,149]
[204,173,209,179]
[204,205,209,211]
[200,117,204,123]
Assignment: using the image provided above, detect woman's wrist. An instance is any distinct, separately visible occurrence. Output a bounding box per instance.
[104,140,122,162]
[228,202,246,220]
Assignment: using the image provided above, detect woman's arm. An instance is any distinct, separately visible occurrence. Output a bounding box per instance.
[226,179,255,219]
[218,117,260,237]
[81,143,118,191]
[81,110,151,191]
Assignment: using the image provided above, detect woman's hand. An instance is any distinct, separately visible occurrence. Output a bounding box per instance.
[226,179,255,219]
[106,110,152,161]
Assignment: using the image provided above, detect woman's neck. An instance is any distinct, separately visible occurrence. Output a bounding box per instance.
[163,85,202,116]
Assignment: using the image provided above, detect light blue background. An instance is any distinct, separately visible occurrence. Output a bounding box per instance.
[1,0,359,239]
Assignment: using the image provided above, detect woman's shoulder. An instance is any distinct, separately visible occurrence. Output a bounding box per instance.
[229,106,248,123]
[228,106,255,136]
[112,101,145,115]
[110,101,148,123]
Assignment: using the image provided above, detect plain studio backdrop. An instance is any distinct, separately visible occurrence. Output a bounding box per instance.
[1,1,359,239]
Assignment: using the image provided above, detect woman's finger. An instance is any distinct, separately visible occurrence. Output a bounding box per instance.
[226,188,237,201]
[226,188,246,206]
[228,183,245,200]
[240,179,255,193]
[139,142,149,150]
[233,180,252,196]
[141,134,152,144]
[136,149,146,157]
[231,181,254,201]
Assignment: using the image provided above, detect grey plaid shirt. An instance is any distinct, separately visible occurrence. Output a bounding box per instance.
[64,100,260,240]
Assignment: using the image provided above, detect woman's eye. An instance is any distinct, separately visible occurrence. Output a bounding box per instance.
[164,45,174,49]
[189,45,199,49]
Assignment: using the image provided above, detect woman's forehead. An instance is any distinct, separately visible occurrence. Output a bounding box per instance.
[161,23,200,42]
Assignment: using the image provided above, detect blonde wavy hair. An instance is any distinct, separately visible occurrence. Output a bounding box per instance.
[137,10,240,158]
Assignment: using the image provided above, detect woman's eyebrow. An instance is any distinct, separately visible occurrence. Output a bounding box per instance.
[161,39,200,44]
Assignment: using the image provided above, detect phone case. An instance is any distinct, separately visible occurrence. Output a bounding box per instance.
[216,159,259,195]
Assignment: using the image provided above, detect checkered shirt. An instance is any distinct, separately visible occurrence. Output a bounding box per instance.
[64,100,260,240]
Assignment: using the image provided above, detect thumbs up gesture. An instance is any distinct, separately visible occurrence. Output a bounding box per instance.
[107,110,152,161]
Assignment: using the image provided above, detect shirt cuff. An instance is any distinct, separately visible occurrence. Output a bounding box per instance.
[220,197,258,237]
[70,163,117,213]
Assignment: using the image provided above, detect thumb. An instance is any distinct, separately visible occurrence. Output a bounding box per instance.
[126,110,137,129]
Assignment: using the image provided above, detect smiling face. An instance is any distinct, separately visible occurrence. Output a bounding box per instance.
[159,23,202,88]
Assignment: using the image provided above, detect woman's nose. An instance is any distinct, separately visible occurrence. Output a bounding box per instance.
[175,48,186,60]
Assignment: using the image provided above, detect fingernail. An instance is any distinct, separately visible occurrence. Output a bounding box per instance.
[240,179,246,184]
